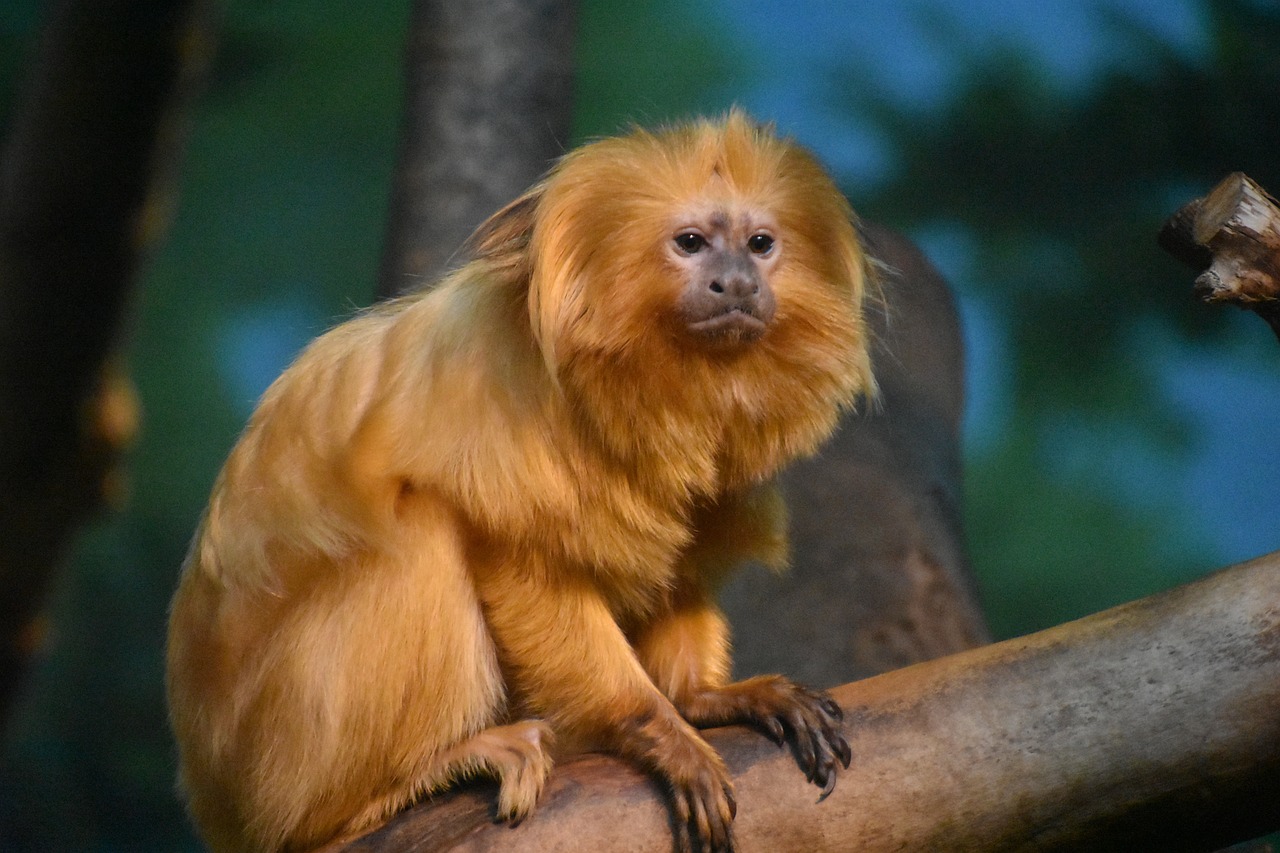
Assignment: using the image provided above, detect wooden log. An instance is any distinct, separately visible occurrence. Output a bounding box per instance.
[1160,172,1280,339]
[325,550,1280,852]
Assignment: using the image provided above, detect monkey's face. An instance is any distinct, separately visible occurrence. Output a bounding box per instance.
[518,116,869,387]
[667,208,779,348]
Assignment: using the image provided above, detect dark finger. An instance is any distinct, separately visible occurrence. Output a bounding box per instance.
[672,790,694,853]
[698,785,734,853]
[810,753,830,791]
[788,713,818,778]
[689,789,712,853]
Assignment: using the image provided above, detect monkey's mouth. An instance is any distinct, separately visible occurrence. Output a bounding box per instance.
[687,308,769,344]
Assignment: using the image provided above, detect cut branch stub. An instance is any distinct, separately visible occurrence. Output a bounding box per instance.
[1160,172,1280,339]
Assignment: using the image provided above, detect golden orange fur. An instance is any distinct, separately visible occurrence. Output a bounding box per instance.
[166,112,873,853]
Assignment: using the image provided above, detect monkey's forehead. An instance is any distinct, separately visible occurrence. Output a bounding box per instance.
[663,203,782,235]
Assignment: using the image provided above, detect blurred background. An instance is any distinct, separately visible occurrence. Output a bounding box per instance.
[1,0,1277,848]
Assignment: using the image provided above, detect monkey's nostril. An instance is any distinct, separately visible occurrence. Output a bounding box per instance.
[709,281,725,294]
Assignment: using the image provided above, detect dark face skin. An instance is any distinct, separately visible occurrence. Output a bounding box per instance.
[668,209,779,347]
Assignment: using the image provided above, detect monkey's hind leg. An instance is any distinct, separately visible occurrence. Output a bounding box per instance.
[340,719,555,836]
[432,719,556,822]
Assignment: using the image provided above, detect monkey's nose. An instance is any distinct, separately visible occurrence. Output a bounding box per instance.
[679,269,776,344]
[708,276,760,301]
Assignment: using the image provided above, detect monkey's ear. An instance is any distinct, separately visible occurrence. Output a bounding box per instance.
[465,188,543,267]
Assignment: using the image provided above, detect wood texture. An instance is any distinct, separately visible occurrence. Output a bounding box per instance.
[1160,172,1280,339]
[376,0,577,297]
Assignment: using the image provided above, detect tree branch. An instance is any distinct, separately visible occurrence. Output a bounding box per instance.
[1160,172,1280,340]
[327,551,1280,851]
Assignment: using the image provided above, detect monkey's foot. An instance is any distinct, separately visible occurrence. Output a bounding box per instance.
[457,719,556,823]
[667,764,738,853]
[340,720,555,840]
[680,675,851,800]
[401,719,556,825]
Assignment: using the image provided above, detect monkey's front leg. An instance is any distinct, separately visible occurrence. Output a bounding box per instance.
[479,570,739,853]
[633,595,852,800]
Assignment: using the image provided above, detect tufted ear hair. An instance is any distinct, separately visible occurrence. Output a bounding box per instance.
[462,183,572,382]
[464,187,544,275]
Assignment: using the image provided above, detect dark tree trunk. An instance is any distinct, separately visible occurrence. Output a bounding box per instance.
[0,0,211,729]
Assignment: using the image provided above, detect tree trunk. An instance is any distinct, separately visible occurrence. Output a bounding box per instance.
[376,0,577,297]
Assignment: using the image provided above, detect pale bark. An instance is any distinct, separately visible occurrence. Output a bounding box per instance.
[328,551,1280,852]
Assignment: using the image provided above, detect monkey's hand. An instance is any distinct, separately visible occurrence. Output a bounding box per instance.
[616,706,738,853]
[677,675,851,801]
[479,573,741,853]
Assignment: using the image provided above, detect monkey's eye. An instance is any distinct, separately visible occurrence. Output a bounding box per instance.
[747,233,775,255]
[674,232,706,254]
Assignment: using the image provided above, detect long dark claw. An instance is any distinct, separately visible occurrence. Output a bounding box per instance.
[834,735,852,769]
[817,767,838,802]
[763,716,785,745]
[691,792,710,851]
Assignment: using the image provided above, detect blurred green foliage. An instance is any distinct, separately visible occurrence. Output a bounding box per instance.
[852,0,1280,635]
[0,0,1276,848]
[571,0,742,137]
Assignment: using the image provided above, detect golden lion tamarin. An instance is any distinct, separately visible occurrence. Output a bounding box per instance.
[166,112,873,853]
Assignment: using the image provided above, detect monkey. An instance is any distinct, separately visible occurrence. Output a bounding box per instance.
[166,111,874,853]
